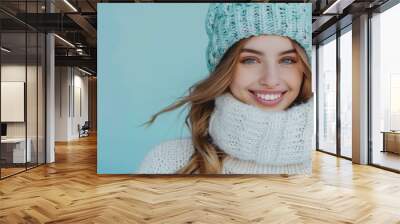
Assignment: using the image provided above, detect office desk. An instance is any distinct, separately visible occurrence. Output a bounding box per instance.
[1,138,31,163]
[381,131,400,154]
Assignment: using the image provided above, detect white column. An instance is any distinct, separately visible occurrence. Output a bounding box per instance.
[46,1,55,163]
[352,14,369,164]
[46,33,55,163]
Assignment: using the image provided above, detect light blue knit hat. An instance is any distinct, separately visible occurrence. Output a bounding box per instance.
[205,3,312,72]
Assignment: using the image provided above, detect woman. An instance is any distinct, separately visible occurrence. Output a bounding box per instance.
[139,3,313,174]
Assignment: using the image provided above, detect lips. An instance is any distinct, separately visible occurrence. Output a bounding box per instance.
[250,90,286,107]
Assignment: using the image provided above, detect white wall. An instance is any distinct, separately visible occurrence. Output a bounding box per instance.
[1,65,26,139]
[55,67,89,141]
[72,73,89,138]
[55,66,70,141]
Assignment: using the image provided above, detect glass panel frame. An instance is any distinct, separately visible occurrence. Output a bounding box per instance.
[315,22,355,161]
[317,35,337,155]
[0,30,28,178]
[0,0,46,179]
[339,25,353,159]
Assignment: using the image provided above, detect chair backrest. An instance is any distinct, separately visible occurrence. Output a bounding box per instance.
[82,121,90,129]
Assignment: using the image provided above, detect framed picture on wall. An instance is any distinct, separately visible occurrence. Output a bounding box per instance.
[1,81,25,122]
[98,3,314,175]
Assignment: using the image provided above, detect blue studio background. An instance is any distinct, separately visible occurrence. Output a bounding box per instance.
[98,3,210,173]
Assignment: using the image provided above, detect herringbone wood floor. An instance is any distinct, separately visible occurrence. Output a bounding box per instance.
[1,134,400,224]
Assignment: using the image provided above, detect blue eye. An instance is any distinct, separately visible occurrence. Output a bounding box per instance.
[281,58,296,64]
[241,58,258,64]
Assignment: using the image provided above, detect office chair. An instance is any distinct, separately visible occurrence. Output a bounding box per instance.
[79,121,90,138]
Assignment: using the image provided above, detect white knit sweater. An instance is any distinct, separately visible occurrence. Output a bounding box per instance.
[138,93,314,174]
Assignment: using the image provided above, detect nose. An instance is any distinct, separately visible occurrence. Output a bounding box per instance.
[259,64,280,88]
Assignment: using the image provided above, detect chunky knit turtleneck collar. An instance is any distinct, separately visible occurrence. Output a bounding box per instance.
[209,92,314,174]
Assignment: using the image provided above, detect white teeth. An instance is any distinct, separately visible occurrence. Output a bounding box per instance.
[255,93,281,101]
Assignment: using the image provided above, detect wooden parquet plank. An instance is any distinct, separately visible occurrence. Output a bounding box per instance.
[1,134,400,223]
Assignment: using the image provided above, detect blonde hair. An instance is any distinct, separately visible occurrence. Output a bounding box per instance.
[144,36,312,174]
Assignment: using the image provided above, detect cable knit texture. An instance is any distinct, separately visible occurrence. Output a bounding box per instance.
[138,93,314,174]
[138,138,194,174]
[206,3,312,72]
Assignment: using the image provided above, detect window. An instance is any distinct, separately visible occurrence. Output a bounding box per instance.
[339,27,352,158]
[371,2,400,171]
[317,36,337,155]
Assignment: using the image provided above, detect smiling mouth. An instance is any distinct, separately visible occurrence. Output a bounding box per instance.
[249,90,287,107]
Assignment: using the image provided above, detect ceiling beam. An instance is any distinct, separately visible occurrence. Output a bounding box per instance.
[67,13,97,46]
[55,55,96,71]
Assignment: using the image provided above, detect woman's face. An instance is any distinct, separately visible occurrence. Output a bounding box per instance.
[229,35,305,111]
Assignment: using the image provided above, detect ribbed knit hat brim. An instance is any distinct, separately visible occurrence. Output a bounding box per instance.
[205,3,312,72]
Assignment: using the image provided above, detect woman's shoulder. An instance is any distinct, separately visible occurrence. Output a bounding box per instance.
[137,138,195,174]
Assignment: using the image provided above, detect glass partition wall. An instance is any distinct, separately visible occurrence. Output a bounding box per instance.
[0,31,27,177]
[316,0,400,172]
[316,25,353,159]
[370,2,400,172]
[0,1,46,179]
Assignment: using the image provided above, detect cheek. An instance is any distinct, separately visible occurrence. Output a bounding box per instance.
[282,70,304,92]
[230,71,256,92]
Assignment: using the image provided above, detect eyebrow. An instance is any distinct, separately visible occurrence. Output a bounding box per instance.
[240,48,296,56]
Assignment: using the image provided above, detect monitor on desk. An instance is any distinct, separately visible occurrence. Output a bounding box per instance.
[1,123,7,138]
